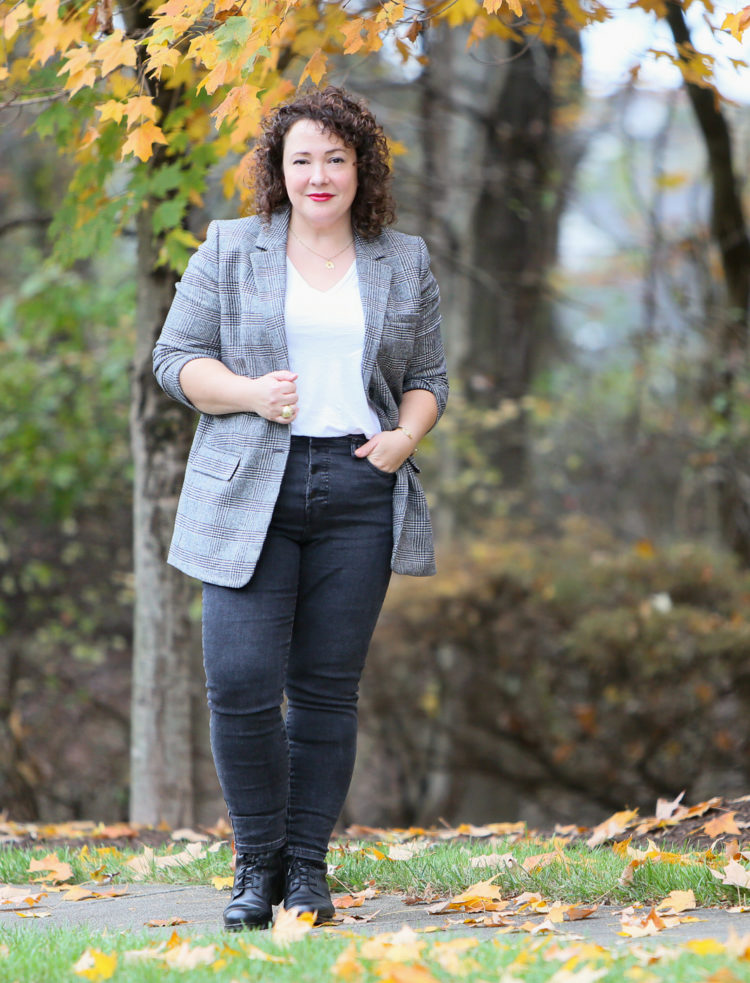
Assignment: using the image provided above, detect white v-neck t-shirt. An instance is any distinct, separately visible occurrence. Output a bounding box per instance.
[284,258,382,438]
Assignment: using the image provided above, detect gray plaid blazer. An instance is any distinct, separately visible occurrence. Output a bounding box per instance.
[153,206,448,587]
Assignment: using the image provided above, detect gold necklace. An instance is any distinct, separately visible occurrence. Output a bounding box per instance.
[289,228,353,270]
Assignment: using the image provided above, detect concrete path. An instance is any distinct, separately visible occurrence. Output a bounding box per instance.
[2,884,749,948]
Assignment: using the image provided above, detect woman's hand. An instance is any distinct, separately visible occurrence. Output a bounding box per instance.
[354,428,414,473]
[249,371,299,423]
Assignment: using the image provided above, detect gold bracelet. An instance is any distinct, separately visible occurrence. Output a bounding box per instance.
[396,424,415,441]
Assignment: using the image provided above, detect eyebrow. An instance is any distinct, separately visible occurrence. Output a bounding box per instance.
[289,148,350,156]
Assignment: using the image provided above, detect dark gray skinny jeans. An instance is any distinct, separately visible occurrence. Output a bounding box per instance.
[202,434,394,862]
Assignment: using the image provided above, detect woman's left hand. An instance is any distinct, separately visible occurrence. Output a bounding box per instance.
[354,429,414,473]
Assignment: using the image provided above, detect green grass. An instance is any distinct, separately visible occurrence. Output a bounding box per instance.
[1,836,748,909]
[1,925,750,983]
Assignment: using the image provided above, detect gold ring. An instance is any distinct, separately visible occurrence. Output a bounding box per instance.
[281,405,293,420]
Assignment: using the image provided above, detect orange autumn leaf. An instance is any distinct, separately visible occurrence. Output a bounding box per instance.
[299,48,327,86]
[121,121,169,162]
[28,854,74,884]
[704,812,741,837]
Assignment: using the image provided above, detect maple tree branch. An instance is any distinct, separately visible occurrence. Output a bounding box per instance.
[0,215,53,237]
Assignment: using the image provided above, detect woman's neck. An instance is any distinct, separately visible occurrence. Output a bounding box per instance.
[288,213,353,250]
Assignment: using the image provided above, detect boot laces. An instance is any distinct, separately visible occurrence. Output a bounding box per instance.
[286,856,324,891]
[234,853,270,892]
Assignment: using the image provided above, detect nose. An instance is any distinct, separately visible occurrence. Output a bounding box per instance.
[309,161,329,185]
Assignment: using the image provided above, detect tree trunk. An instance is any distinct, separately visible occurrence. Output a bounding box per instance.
[665,1,750,563]
[129,204,221,826]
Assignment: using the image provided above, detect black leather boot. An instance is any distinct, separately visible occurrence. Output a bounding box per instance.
[223,851,285,931]
[283,855,335,923]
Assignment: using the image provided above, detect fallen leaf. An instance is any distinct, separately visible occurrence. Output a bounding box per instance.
[471,852,517,869]
[686,938,728,956]
[711,859,750,889]
[126,842,207,880]
[656,889,696,914]
[459,912,515,927]
[655,791,685,820]
[564,904,599,921]
[234,939,291,962]
[448,876,503,908]
[28,853,74,884]
[360,926,425,962]
[430,937,479,974]
[171,828,210,842]
[163,942,217,969]
[619,906,671,938]
[0,886,48,908]
[72,948,118,981]
[704,812,741,838]
[388,843,433,861]
[145,916,188,926]
[334,887,378,910]
[331,942,361,979]
[16,910,52,918]
[586,809,639,847]
[338,909,380,924]
[517,917,562,935]
[522,848,567,873]
[271,905,316,943]
[212,875,234,890]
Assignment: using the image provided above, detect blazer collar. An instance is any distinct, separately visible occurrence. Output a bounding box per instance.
[254,206,291,252]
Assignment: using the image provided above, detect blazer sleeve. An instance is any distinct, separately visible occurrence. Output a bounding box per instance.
[402,237,449,423]
[152,221,222,411]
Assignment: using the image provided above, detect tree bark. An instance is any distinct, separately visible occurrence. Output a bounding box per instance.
[665,1,750,563]
[129,205,222,826]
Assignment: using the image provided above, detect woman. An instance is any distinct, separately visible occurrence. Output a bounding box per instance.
[153,86,448,931]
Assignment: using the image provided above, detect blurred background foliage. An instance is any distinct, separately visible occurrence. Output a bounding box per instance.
[1,34,749,824]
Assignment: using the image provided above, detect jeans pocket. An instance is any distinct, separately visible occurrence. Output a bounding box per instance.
[363,457,397,480]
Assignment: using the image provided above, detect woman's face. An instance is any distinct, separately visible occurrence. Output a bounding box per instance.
[282,119,358,232]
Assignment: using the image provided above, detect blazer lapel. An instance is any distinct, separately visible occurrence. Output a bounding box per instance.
[356,232,392,391]
[249,208,291,367]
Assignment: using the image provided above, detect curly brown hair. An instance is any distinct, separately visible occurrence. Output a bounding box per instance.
[251,86,396,239]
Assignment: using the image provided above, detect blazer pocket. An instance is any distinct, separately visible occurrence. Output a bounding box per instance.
[190,448,241,481]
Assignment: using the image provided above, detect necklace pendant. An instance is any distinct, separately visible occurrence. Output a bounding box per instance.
[326,260,334,269]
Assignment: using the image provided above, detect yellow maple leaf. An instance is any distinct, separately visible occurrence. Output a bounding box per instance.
[144,43,181,77]
[123,95,159,127]
[72,948,118,981]
[198,58,239,95]
[299,48,327,86]
[340,17,366,54]
[212,874,234,890]
[32,0,58,22]
[121,120,169,162]
[4,1,32,40]
[97,31,137,77]
[97,100,126,124]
